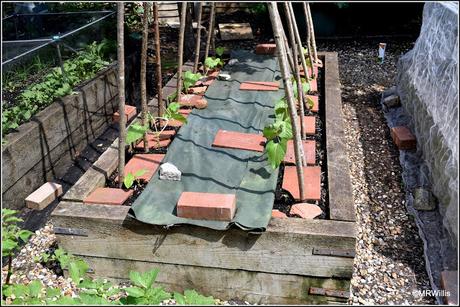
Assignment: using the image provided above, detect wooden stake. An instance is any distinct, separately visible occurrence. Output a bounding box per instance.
[303,2,315,71]
[176,2,187,103]
[153,2,163,116]
[268,2,306,201]
[140,2,149,152]
[193,3,203,73]
[204,2,215,61]
[283,3,307,146]
[305,3,319,64]
[117,2,126,188]
[290,3,312,81]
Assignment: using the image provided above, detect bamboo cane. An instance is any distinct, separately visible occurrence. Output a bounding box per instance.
[153,2,163,116]
[283,3,307,147]
[268,2,306,201]
[303,2,315,71]
[290,3,312,81]
[306,3,319,64]
[176,2,187,104]
[193,2,203,73]
[140,2,149,152]
[117,2,126,188]
[204,2,215,62]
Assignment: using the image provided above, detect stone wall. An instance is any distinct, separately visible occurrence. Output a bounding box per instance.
[2,64,118,210]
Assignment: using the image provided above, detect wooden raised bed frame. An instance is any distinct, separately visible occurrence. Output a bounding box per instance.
[51,52,356,304]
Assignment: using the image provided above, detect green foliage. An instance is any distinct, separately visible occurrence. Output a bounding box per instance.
[204,57,222,72]
[1,209,33,260]
[164,103,187,124]
[263,99,293,169]
[124,169,147,189]
[2,41,111,136]
[215,46,225,58]
[249,3,268,14]
[120,269,171,305]
[292,78,311,100]
[126,123,149,145]
[174,289,215,305]
[183,71,203,93]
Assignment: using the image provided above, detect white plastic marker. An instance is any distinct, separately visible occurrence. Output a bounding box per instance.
[378,43,387,63]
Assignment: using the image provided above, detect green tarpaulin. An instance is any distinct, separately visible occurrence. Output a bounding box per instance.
[129,50,285,232]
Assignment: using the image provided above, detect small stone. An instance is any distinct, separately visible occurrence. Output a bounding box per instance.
[159,163,181,181]
[412,188,436,211]
[217,73,231,81]
[383,94,401,108]
[228,59,239,66]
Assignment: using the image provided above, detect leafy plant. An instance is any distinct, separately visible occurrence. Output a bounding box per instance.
[123,169,147,189]
[2,209,34,285]
[263,99,293,169]
[163,102,187,124]
[120,269,171,305]
[173,289,215,305]
[215,46,225,58]
[183,71,203,93]
[204,57,222,74]
[78,278,121,305]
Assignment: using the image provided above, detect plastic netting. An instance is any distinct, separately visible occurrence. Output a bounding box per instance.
[396,2,458,243]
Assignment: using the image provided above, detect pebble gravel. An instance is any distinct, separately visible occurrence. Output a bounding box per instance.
[318,39,435,305]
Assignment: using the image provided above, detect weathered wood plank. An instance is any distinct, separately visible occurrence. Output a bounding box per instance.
[322,52,356,222]
[52,201,355,278]
[81,256,350,305]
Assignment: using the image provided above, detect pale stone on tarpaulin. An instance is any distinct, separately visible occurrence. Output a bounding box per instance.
[159,162,182,181]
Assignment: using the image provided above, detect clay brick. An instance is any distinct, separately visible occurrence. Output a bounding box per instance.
[179,108,192,116]
[179,94,208,109]
[309,78,318,93]
[195,76,216,87]
[299,65,319,78]
[188,86,207,95]
[305,95,319,113]
[134,134,172,151]
[207,69,220,78]
[255,43,277,55]
[441,270,458,305]
[120,154,165,182]
[297,116,316,136]
[284,140,316,165]
[212,129,265,152]
[391,126,416,150]
[177,192,236,221]
[271,209,287,219]
[113,105,137,123]
[25,182,63,210]
[83,187,133,206]
[290,203,322,219]
[240,81,279,91]
[282,166,321,201]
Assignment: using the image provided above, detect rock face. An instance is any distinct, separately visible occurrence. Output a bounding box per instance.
[159,162,181,181]
[413,188,436,211]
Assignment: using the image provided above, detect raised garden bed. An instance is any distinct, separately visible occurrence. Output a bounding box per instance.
[51,52,356,304]
[2,63,119,210]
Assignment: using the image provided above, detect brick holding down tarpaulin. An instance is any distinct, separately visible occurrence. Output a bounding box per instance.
[129,50,285,231]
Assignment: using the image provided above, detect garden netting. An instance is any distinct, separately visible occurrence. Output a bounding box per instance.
[129,50,285,232]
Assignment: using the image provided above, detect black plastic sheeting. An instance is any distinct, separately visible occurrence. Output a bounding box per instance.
[129,50,285,232]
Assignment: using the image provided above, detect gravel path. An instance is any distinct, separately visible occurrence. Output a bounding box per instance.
[318,39,435,305]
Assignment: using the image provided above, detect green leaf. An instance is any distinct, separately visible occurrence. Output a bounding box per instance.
[123,173,135,189]
[28,280,42,298]
[126,124,148,144]
[278,121,293,140]
[18,229,33,242]
[124,286,145,298]
[128,271,144,288]
[2,239,18,254]
[174,292,186,305]
[134,169,147,178]
[78,278,97,289]
[215,46,225,57]
[263,125,279,141]
[266,139,287,169]
[69,261,82,284]
[141,269,159,289]
[167,102,180,113]
[46,287,61,298]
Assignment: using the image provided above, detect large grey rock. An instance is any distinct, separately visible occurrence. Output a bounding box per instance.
[413,188,436,211]
[159,162,181,181]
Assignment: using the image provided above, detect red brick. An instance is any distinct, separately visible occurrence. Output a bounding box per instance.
[290,203,322,219]
[297,116,316,136]
[84,187,133,206]
[177,192,236,221]
[271,209,287,219]
[284,140,316,165]
[120,153,165,183]
[134,134,171,151]
[195,76,216,87]
[113,105,137,123]
[391,126,416,150]
[25,182,63,210]
[157,129,177,140]
[188,86,207,95]
[179,94,208,109]
[441,270,458,305]
[299,65,319,78]
[212,129,265,152]
[179,108,193,116]
[207,69,220,78]
[282,166,321,201]
[255,43,277,55]
[309,78,318,93]
[305,95,319,113]
[240,81,279,91]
